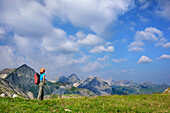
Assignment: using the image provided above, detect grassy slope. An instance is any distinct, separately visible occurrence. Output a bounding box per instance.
[0,94,169,112]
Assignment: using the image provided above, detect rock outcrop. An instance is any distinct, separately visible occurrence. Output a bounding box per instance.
[163,87,170,94]
[78,76,112,95]
[0,68,16,79]
[57,74,80,84]
[0,78,30,98]
[4,64,58,98]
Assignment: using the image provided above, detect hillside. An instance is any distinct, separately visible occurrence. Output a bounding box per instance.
[78,76,112,95]
[0,68,16,78]
[111,80,170,95]
[0,94,169,112]
[0,78,30,98]
[4,64,59,98]
[1,64,169,98]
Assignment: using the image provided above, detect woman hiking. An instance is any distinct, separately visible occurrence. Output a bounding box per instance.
[37,68,46,100]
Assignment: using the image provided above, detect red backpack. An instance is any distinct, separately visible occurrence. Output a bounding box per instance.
[34,73,40,84]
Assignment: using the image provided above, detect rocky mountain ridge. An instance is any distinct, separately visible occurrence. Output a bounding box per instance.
[57,73,80,84]
[0,78,31,98]
[111,80,169,95]
[3,64,59,98]
[0,64,169,98]
[78,76,112,95]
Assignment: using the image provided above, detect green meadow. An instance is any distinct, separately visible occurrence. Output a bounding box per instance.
[0,94,169,112]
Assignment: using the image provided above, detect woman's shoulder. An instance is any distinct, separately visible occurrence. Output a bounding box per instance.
[41,73,46,76]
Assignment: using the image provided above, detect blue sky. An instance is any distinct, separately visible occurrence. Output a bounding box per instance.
[0,0,170,84]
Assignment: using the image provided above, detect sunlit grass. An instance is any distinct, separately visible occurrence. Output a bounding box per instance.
[0,94,169,112]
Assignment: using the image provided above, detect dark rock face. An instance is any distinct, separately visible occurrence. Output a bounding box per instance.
[78,76,112,96]
[58,76,69,83]
[111,80,170,95]
[0,68,16,75]
[68,73,80,84]
[0,78,30,98]
[5,64,36,91]
[58,73,80,84]
[5,64,58,98]
[111,80,136,86]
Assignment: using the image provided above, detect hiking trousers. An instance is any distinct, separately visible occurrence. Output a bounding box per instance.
[37,81,44,100]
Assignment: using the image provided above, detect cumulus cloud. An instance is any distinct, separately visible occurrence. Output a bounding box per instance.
[0,0,135,79]
[138,56,152,64]
[0,26,5,34]
[97,56,109,61]
[162,42,170,48]
[0,46,24,68]
[156,0,170,20]
[90,45,114,53]
[121,70,127,72]
[112,58,127,63]
[138,0,151,9]
[139,16,150,23]
[128,41,145,51]
[128,27,169,52]
[78,34,104,45]
[42,28,79,53]
[45,0,134,34]
[159,54,170,59]
[76,31,85,39]
[81,61,104,72]
[128,41,144,47]
[73,55,91,64]
[0,0,53,37]
[134,27,162,42]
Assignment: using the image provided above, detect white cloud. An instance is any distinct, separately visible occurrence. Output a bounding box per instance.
[156,0,170,20]
[73,55,91,64]
[139,16,149,23]
[160,54,170,59]
[122,39,126,43]
[78,34,104,45]
[128,41,144,51]
[81,61,104,72]
[128,47,144,52]
[97,56,109,61]
[128,27,168,52]
[0,26,5,34]
[121,70,127,72]
[42,28,79,53]
[130,27,134,31]
[0,0,135,79]
[90,45,114,53]
[162,42,170,48]
[140,1,150,9]
[112,58,127,63]
[76,31,85,39]
[0,0,52,37]
[134,27,162,42]
[45,0,134,34]
[128,41,144,47]
[131,68,135,71]
[138,56,152,64]
[139,0,147,4]
[155,38,167,47]
[0,46,24,68]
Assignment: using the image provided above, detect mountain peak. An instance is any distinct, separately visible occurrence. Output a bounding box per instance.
[19,64,31,69]
[0,68,16,75]
[6,64,36,79]
[69,73,79,79]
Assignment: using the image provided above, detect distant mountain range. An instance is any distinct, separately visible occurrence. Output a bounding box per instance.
[111,80,169,95]
[0,64,169,99]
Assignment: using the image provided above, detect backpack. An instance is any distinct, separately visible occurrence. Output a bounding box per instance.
[34,73,40,84]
